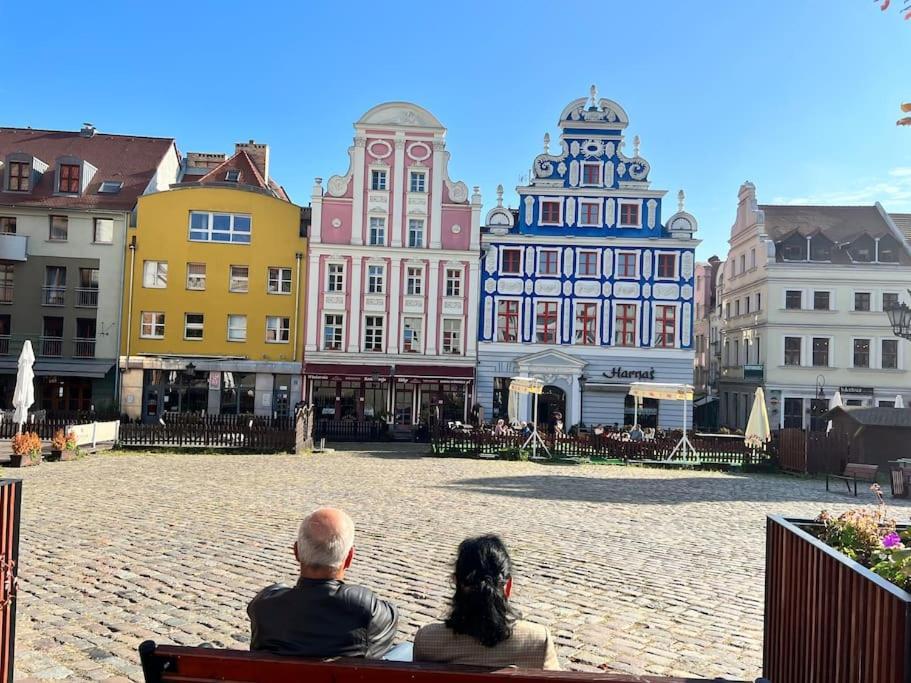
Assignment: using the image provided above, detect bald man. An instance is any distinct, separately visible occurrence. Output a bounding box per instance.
[247,507,399,658]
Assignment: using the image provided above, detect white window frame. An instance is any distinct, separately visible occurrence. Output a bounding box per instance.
[499,247,523,275]
[651,302,681,349]
[142,260,168,289]
[367,264,385,294]
[265,316,290,344]
[229,265,249,293]
[810,335,833,368]
[812,289,833,311]
[445,267,463,297]
[880,290,901,313]
[618,199,642,228]
[849,336,873,369]
[852,290,873,312]
[368,217,386,246]
[612,300,641,347]
[322,313,343,350]
[188,211,251,244]
[326,262,345,293]
[572,300,600,346]
[409,170,426,193]
[406,266,423,296]
[140,311,165,339]
[227,314,247,342]
[267,267,292,294]
[578,199,602,227]
[495,297,522,343]
[184,313,204,341]
[407,219,424,248]
[93,217,114,244]
[654,251,679,281]
[441,317,462,355]
[615,250,639,280]
[782,335,804,367]
[538,197,564,227]
[370,169,387,191]
[186,263,206,291]
[363,315,385,351]
[401,316,423,353]
[783,289,804,310]
[880,336,902,370]
[536,248,561,276]
[580,161,602,187]
[576,249,600,278]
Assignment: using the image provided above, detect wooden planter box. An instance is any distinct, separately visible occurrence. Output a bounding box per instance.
[764,515,911,683]
[8,453,40,467]
[45,449,77,462]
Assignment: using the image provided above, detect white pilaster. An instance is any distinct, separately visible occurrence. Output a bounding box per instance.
[304,253,321,352]
[310,178,323,243]
[470,186,482,251]
[388,259,401,354]
[351,136,366,246]
[426,260,440,355]
[465,260,478,359]
[569,374,581,427]
[391,133,405,248]
[430,138,444,249]
[347,256,363,352]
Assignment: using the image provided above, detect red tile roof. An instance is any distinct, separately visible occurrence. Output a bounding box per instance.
[0,127,176,211]
[185,150,291,202]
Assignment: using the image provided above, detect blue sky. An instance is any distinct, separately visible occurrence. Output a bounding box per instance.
[2,1,908,259]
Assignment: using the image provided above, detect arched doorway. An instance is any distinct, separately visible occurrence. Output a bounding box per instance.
[538,385,566,432]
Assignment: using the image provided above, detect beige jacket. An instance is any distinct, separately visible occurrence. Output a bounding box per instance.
[413,620,560,670]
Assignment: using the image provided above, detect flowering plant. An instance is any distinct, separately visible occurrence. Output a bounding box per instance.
[51,429,78,452]
[11,432,42,457]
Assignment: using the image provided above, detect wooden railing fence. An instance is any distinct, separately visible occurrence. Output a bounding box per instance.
[118,416,295,451]
[0,480,21,683]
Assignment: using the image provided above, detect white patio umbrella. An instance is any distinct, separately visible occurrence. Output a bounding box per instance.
[744,387,771,449]
[12,340,35,433]
[827,390,843,433]
[896,394,906,409]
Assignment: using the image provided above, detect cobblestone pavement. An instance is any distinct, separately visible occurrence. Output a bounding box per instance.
[8,446,911,681]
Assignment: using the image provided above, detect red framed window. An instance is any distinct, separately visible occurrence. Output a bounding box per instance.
[655,305,676,348]
[575,303,597,345]
[580,202,601,225]
[538,249,559,275]
[615,303,637,346]
[578,251,599,277]
[620,202,640,226]
[617,252,637,278]
[535,301,558,343]
[497,300,519,342]
[501,248,522,274]
[8,162,29,191]
[58,164,80,193]
[541,201,561,224]
[582,163,600,185]
[657,253,677,279]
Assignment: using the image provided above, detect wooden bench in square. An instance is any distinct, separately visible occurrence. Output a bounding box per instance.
[826,463,879,496]
[138,641,769,683]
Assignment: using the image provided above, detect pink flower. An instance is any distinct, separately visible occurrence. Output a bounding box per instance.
[883,532,902,549]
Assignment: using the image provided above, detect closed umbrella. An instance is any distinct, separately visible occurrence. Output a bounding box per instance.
[827,390,843,433]
[744,387,771,449]
[12,340,35,433]
[896,394,905,409]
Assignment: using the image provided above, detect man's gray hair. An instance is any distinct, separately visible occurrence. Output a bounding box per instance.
[296,507,355,570]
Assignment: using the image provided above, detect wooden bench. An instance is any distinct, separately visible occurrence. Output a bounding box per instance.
[138,641,768,683]
[826,462,879,496]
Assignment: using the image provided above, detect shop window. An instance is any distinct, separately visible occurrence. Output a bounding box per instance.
[624,395,658,428]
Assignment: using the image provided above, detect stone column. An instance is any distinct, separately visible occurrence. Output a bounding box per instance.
[430,139,444,249]
[426,260,440,355]
[391,133,405,248]
[351,136,366,246]
[347,256,363,353]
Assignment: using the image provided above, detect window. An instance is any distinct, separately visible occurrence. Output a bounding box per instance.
[77,268,98,307]
[878,236,901,263]
[98,180,123,193]
[322,314,342,350]
[367,264,385,293]
[655,305,676,348]
[883,339,899,369]
[406,267,423,296]
[370,170,387,191]
[58,164,80,193]
[779,234,807,261]
[188,211,251,244]
[369,217,385,246]
[535,301,558,343]
[733,340,740,365]
[0,217,14,234]
[142,261,168,288]
[327,263,345,292]
[364,316,384,351]
[744,297,751,314]
[445,268,461,297]
[227,314,247,342]
[739,254,745,274]
[756,292,762,311]
[619,202,640,227]
[501,248,522,274]
[225,169,240,182]
[442,319,462,354]
[0,265,13,303]
[497,300,520,342]
[854,292,871,312]
[884,292,900,311]
[407,219,424,248]
[229,265,249,292]
[580,201,601,226]
[784,337,802,366]
[750,248,756,269]
[43,266,66,305]
[575,303,597,345]
[847,236,875,263]
[186,263,206,290]
[537,249,559,275]
[809,235,833,262]
[617,252,637,278]
[735,299,741,316]
[402,317,422,352]
[785,290,802,310]
[184,313,204,340]
[409,171,426,193]
[49,215,68,241]
[541,201,561,224]
[267,267,292,294]
[266,316,290,343]
[813,291,830,311]
[812,338,829,367]
[7,161,30,191]
[578,250,599,277]
[140,312,165,338]
[581,162,601,186]
[853,338,871,367]
[615,304,637,346]
[93,218,113,243]
[657,253,677,279]
[725,302,731,319]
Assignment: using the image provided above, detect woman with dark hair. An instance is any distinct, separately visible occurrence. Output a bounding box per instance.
[413,535,559,669]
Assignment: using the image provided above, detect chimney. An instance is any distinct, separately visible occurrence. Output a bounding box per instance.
[80,122,96,138]
[186,152,226,169]
[235,139,269,182]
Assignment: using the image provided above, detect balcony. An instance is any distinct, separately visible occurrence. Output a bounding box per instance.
[73,338,96,358]
[42,286,65,306]
[76,288,99,308]
[0,234,28,262]
[721,364,765,382]
[39,336,63,357]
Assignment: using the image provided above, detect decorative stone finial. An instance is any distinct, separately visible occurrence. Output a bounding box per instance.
[633,135,640,157]
[589,84,598,110]
[496,184,504,207]
[543,132,550,154]
[678,189,686,212]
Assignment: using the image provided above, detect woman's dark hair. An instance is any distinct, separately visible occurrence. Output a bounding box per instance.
[445,534,518,647]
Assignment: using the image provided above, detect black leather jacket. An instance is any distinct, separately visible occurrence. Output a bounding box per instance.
[247,578,398,658]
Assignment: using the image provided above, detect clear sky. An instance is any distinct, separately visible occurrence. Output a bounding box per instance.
[2,1,909,259]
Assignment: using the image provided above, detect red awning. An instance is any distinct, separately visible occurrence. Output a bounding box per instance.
[304,363,392,377]
[394,364,474,380]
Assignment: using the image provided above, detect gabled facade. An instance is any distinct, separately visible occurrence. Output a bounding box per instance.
[119,142,305,421]
[0,125,179,412]
[305,102,481,435]
[477,88,699,429]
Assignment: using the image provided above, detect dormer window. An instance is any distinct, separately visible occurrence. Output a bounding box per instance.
[7,161,30,191]
[847,235,875,263]
[58,164,81,193]
[877,235,901,263]
[98,181,123,194]
[777,233,807,262]
[225,169,240,182]
[808,234,833,262]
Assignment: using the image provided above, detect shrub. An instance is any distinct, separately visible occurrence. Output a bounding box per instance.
[12,432,41,456]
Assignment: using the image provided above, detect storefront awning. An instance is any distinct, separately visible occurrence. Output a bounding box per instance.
[629,382,695,401]
[0,358,114,379]
[395,364,474,380]
[305,363,392,378]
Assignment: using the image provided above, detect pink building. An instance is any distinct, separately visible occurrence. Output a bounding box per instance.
[304,102,481,437]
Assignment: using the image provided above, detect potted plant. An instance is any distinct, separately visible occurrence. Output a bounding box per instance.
[48,429,78,461]
[10,432,42,467]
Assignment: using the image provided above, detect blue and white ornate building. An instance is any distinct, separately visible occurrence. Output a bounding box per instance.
[477,88,700,429]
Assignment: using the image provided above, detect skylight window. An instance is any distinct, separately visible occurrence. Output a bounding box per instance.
[225,169,240,182]
[98,181,123,194]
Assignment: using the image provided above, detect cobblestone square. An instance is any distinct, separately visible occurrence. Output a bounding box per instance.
[9,446,911,681]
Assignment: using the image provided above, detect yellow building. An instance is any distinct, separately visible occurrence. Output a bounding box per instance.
[119,142,307,420]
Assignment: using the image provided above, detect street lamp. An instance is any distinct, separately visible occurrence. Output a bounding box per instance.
[885,290,911,341]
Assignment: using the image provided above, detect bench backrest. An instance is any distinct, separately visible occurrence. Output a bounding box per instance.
[138,641,764,683]
[844,463,879,478]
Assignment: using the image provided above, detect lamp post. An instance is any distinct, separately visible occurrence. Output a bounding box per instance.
[885,291,911,341]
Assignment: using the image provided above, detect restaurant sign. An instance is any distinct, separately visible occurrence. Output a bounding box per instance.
[602,367,656,380]
[839,386,875,396]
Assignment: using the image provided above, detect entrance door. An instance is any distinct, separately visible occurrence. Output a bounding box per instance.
[783,397,803,429]
[538,385,566,432]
